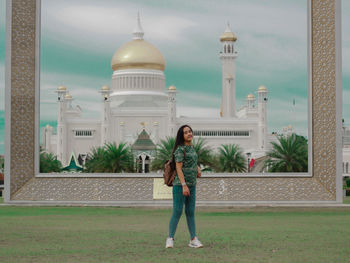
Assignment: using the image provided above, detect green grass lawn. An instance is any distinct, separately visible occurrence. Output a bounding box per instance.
[0,206,350,263]
[344,196,350,204]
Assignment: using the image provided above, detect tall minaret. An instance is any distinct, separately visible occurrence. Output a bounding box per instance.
[168,85,177,137]
[56,85,67,164]
[219,23,238,118]
[100,85,111,146]
[257,85,268,150]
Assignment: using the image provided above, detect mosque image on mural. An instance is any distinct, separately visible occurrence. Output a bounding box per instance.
[41,14,288,172]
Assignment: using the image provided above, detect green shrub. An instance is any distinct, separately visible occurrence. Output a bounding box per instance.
[346,178,350,188]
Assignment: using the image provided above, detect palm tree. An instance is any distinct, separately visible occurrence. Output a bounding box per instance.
[151,137,175,171]
[264,133,308,172]
[84,142,134,173]
[104,142,134,173]
[40,152,62,173]
[215,144,246,173]
[192,137,213,170]
[84,146,107,173]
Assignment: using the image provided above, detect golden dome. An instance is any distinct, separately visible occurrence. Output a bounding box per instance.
[220,22,237,42]
[58,85,67,91]
[101,85,110,91]
[246,93,255,99]
[168,85,176,91]
[65,93,72,99]
[220,32,237,42]
[258,85,267,91]
[111,39,166,71]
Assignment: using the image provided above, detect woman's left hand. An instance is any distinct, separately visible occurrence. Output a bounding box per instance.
[197,166,202,178]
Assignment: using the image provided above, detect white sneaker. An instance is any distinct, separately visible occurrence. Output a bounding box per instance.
[188,237,203,248]
[165,237,174,248]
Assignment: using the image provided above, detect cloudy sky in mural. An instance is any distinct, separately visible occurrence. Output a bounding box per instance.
[0,0,349,154]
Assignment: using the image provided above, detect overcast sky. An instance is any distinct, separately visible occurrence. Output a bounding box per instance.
[0,0,349,154]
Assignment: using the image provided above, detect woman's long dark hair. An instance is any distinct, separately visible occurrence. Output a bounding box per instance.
[171,125,193,168]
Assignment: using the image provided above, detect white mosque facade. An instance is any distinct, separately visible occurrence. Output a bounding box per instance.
[41,16,280,170]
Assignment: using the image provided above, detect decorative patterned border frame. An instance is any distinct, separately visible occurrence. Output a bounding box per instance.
[4,0,343,204]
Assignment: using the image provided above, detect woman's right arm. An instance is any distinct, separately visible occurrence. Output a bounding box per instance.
[176,162,190,196]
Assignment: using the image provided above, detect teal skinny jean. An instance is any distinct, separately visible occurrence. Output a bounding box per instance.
[168,185,196,239]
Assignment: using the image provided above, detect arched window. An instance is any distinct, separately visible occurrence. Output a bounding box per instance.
[228,45,231,53]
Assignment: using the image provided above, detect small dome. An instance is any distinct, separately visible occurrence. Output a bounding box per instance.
[258,85,267,92]
[58,85,67,91]
[168,85,176,91]
[246,93,255,99]
[220,23,237,42]
[101,85,110,91]
[65,93,72,99]
[220,32,237,42]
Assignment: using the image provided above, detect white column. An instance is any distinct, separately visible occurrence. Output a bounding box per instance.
[100,86,111,146]
[153,121,159,144]
[45,125,53,152]
[56,88,67,164]
[168,88,177,137]
[258,87,268,150]
[220,45,237,118]
[41,126,46,148]
[141,153,147,173]
[120,121,125,142]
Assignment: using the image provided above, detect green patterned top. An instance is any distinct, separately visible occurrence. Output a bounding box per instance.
[173,145,198,187]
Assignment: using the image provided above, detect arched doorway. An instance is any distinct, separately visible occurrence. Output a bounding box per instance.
[137,153,151,173]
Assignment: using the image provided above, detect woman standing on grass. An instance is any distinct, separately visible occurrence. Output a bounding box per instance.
[165,125,203,248]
